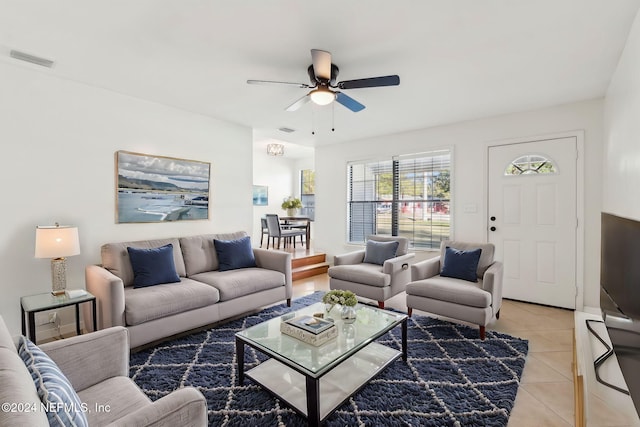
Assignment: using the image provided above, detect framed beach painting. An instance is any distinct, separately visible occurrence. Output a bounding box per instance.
[253,185,268,206]
[115,151,210,223]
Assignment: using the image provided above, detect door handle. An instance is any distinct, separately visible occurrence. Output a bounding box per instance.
[490,226,497,232]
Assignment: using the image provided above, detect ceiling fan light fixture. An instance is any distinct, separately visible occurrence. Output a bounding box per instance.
[309,87,336,106]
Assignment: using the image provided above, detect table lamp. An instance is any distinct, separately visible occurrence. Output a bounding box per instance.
[35,223,80,295]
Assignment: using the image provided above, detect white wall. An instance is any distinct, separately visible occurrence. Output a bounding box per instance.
[0,62,253,335]
[315,99,603,308]
[251,150,315,241]
[252,150,298,240]
[604,10,640,220]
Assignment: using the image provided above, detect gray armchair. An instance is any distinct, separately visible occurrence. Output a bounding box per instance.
[405,240,503,340]
[328,235,415,309]
[0,315,208,427]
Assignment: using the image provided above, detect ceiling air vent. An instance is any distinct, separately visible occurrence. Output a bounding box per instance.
[9,50,55,68]
[278,127,295,134]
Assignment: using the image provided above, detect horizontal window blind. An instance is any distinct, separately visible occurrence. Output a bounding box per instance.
[347,150,451,248]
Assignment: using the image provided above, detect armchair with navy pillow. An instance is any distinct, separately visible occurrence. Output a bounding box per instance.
[327,235,415,309]
[405,240,503,340]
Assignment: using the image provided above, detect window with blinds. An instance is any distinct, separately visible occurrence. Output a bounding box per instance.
[300,169,315,220]
[347,149,451,249]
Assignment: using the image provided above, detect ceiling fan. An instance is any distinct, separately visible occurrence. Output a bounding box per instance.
[247,49,400,113]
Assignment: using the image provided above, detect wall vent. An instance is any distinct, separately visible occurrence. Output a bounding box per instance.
[278,127,296,133]
[9,50,55,68]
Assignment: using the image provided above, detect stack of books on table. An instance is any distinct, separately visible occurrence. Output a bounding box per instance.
[280,314,338,346]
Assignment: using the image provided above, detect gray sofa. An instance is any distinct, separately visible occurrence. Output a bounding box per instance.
[0,315,207,426]
[86,231,292,348]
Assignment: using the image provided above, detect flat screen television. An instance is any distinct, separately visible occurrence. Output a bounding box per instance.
[601,212,640,414]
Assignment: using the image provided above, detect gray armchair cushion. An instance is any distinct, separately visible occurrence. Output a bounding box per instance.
[78,377,151,426]
[406,276,491,308]
[328,264,390,287]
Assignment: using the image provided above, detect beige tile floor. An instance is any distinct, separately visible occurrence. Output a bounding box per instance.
[292,273,576,427]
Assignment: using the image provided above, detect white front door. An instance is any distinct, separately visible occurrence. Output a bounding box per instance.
[487,137,577,309]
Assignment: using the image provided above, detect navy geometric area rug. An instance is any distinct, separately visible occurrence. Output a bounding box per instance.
[130,291,528,427]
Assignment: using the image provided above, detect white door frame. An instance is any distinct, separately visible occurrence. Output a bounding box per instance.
[484,130,585,310]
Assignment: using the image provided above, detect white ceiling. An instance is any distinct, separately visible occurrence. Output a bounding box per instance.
[1,1,639,157]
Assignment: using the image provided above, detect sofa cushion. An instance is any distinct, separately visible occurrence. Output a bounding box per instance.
[191,268,285,301]
[0,348,49,427]
[180,232,248,276]
[101,238,186,287]
[327,264,390,288]
[18,336,89,427]
[78,376,151,426]
[124,278,220,326]
[127,243,181,288]
[363,239,399,265]
[406,276,491,308]
[214,236,257,271]
[441,247,482,283]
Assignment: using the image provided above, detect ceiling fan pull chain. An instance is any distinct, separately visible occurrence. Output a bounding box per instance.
[332,102,335,132]
[311,105,316,135]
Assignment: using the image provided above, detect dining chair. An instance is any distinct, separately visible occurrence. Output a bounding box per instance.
[265,214,306,249]
[260,217,269,247]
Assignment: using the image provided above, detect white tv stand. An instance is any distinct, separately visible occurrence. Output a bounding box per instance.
[574,310,640,426]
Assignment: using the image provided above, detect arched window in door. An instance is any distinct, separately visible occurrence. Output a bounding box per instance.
[504,154,557,176]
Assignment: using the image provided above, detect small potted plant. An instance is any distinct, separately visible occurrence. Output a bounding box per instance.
[281,196,302,216]
[322,290,358,323]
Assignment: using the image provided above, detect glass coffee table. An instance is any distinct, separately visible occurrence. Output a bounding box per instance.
[235,302,407,426]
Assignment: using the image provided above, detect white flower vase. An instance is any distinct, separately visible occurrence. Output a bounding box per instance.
[325,303,339,320]
[286,208,297,217]
[341,305,357,324]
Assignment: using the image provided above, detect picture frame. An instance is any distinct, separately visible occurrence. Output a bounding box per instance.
[115,150,210,223]
[253,185,268,206]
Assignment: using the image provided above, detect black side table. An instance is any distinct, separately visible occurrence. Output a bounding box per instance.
[20,291,97,343]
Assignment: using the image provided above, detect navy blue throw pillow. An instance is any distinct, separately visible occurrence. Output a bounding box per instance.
[127,244,181,288]
[440,247,482,282]
[214,236,257,271]
[363,240,400,265]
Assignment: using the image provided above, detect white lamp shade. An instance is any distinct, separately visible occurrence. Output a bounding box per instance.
[35,226,80,258]
[309,88,336,106]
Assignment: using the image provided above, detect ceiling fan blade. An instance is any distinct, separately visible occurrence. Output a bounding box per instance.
[337,75,400,90]
[311,49,332,81]
[285,94,311,112]
[247,79,310,88]
[336,92,365,112]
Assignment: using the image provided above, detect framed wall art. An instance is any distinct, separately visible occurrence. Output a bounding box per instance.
[116,150,210,223]
[253,185,268,206]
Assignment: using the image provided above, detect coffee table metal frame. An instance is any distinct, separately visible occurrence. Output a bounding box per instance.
[235,302,407,426]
